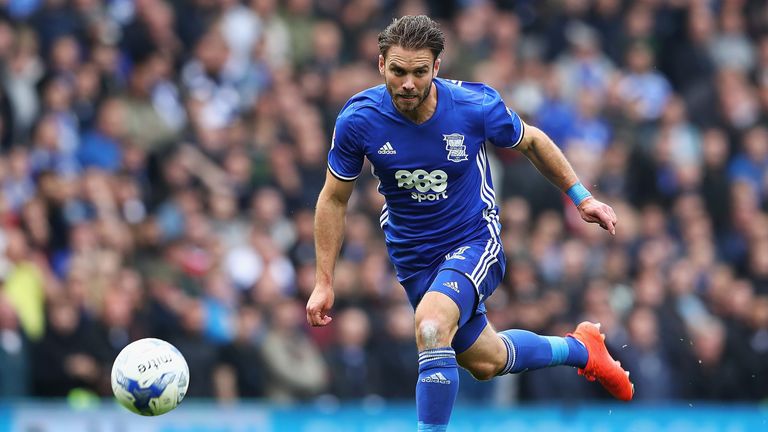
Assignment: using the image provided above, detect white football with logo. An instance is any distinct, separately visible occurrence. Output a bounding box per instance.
[111,338,189,416]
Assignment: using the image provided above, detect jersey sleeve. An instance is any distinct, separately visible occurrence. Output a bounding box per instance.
[483,86,525,148]
[327,111,364,181]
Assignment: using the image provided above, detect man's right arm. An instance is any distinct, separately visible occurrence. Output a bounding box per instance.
[306,170,355,327]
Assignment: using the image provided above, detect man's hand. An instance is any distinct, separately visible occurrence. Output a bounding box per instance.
[306,285,335,326]
[577,197,617,235]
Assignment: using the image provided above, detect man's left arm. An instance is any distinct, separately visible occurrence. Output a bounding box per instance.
[514,122,618,235]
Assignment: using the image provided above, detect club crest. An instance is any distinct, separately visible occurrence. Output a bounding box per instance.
[444,133,468,163]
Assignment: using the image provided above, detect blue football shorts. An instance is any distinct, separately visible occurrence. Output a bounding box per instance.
[401,237,506,354]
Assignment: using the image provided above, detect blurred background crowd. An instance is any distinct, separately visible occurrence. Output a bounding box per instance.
[0,0,767,406]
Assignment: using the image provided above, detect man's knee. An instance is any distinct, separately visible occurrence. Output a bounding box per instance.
[414,293,460,349]
[415,318,453,349]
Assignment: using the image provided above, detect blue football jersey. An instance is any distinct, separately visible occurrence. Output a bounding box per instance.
[328,77,525,279]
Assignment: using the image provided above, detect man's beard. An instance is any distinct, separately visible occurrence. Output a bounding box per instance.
[388,79,432,113]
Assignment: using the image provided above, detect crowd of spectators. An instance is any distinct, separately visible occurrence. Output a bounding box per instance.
[0,0,767,405]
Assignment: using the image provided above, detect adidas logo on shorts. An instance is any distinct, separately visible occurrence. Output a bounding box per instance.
[442,281,460,293]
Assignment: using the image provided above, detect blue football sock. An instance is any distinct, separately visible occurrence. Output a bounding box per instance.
[497,329,588,375]
[416,347,459,431]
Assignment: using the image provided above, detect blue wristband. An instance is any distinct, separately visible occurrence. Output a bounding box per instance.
[566,182,592,206]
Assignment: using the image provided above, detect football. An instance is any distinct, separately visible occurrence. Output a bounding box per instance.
[111,338,190,416]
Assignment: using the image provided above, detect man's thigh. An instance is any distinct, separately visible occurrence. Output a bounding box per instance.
[440,239,505,306]
[430,239,505,353]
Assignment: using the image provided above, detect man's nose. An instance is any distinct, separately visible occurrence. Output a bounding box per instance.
[402,76,415,90]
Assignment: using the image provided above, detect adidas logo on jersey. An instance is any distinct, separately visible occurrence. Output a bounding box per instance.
[442,281,460,293]
[421,372,452,385]
[378,142,397,155]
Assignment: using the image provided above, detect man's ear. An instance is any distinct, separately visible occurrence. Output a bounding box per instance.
[378,55,385,76]
[433,58,441,77]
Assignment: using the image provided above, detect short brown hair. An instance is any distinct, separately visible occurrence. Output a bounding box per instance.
[378,15,445,60]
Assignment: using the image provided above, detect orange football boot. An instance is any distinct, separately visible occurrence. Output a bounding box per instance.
[569,321,634,401]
